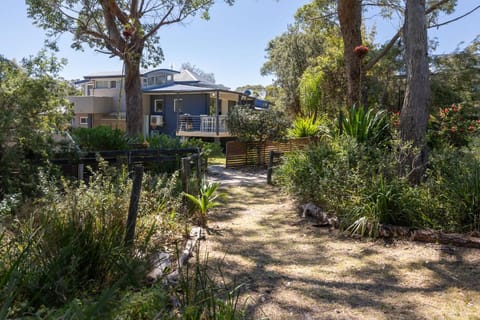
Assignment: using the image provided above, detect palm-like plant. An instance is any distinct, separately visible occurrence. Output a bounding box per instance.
[341,105,390,144]
[184,181,223,228]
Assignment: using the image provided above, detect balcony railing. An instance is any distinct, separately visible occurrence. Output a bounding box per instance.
[176,114,230,137]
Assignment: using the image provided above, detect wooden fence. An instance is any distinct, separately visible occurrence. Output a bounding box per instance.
[52,148,204,192]
[225,137,312,168]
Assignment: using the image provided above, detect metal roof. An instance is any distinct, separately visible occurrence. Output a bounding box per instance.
[143,84,218,93]
[84,68,179,79]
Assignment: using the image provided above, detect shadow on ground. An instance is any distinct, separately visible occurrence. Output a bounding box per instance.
[204,168,480,319]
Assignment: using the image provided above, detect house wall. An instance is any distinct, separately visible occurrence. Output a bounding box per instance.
[69,96,114,114]
[148,93,209,136]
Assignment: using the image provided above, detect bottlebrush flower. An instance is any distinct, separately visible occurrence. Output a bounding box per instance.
[354,45,369,59]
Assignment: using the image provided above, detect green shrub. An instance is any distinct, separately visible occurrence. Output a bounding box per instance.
[72,126,130,151]
[276,134,478,235]
[0,161,185,316]
[428,104,480,149]
[341,105,390,144]
[287,115,331,138]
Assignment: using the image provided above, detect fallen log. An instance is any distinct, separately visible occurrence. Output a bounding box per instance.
[146,226,206,283]
[410,229,480,249]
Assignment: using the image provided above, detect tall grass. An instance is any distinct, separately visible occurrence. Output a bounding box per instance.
[0,161,185,316]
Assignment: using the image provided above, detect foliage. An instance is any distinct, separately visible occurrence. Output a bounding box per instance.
[287,115,329,138]
[428,104,480,148]
[173,251,245,320]
[341,105,390,144]
[146,134,223,159]
[227,106,290,143]
[0,52,73,198]
[276,130,480,236]
[0,161,184,316]
[184,181,223,228]
[261,25,325,115]
[430,37,480,107]
[72,126,131,151]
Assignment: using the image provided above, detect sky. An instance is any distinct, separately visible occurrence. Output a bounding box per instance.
[1,1,479,90]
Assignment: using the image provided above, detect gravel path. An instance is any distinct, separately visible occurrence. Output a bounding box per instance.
[207,165,267,186]
[201,165,480,320]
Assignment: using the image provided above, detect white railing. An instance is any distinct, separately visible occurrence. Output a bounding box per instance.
[177,115,228,134]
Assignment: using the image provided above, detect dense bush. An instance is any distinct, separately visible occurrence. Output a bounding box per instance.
[0,53,74,199]
[72,126,131,151]
[276,125,480,235]
[0,161,184,316]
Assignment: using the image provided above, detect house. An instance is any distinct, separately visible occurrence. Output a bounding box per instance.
[68,68,258,140]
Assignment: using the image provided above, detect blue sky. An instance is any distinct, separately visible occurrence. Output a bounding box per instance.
[1,1,479,89]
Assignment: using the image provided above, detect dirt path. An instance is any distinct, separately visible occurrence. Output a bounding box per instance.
[204,168,480,320]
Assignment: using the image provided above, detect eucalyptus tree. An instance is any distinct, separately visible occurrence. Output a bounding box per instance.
[26,0,234,136]
[261,25,325,116]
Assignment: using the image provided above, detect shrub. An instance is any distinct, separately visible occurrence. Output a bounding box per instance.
[428,104,480,149]
[0,161,185,316]
[275,134,478,235]
[341,105,390,144]
[287,115,331,138]
[72,126,130,151]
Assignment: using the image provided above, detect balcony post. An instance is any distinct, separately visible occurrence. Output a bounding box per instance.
[215,90,220,136]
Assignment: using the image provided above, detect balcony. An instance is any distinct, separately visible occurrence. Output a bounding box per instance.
[176,114,232,138]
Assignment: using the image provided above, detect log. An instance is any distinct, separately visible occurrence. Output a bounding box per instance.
[146,226,206,283]
[411,229,480,249]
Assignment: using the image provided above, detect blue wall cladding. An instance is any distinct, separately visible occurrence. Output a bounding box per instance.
[149,94,209,136]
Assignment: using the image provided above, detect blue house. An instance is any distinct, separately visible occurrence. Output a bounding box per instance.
[69,68,258,139]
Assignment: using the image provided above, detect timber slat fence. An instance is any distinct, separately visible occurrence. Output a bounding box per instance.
[225,138,312,168]
[52,148,204,192]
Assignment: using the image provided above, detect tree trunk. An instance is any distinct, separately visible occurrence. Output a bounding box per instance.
[338,0,362,107]
[124,52,144,137]
[399,0,430,184]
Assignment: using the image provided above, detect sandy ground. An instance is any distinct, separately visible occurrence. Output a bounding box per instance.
[204,167,480,320]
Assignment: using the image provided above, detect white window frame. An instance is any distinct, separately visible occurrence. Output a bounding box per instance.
[154,99,164,113]
[79,117,88,125]
[95,80,109,89]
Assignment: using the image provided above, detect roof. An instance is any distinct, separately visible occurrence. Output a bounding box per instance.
[143,84,219,93]
[84,68,179,79]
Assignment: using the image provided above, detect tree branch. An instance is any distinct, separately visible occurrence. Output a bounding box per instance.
[365,28,401,71]
[364,0,454,71]
[429,5,480,28]
[142,5,176,40]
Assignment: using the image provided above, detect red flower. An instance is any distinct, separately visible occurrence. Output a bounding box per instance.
[450,126,457,133]
[354,45,369,59]
[123,28,133,38]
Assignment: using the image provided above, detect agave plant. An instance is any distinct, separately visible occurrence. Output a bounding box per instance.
[184,181,223,228]
[341,105,390,144]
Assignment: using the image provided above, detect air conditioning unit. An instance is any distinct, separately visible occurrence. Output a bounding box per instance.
[150,115,164,128]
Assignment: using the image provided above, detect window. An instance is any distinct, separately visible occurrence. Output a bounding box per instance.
[174,98,183,112]
[154,99,164,113]
[95,80,109,89]
[86,84,94,96]
[147,77,154,86]
[155,75,166,85]
[80,117,88,125]
[167,74,173,82]
[110,80,117,88]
